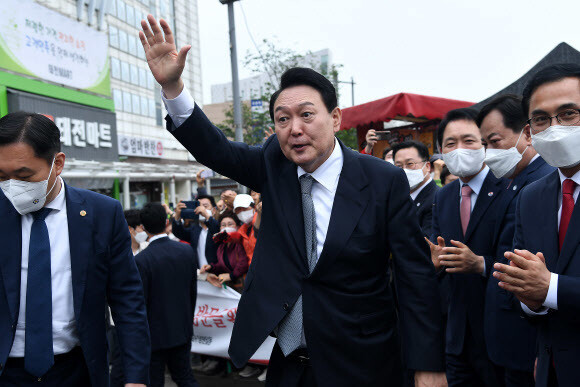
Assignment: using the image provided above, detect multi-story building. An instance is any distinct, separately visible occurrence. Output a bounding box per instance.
[0,0,210,208]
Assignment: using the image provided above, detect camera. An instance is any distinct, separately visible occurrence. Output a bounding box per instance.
[181,200,200,220]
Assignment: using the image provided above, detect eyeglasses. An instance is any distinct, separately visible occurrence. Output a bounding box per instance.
[394,160,426,169]
[527,109,580,132]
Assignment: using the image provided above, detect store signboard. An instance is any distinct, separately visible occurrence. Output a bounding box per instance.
[118,135,164,158]
[0,0,111,96]
[7,89,119,162]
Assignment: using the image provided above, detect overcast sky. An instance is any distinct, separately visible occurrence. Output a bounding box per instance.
[196,0,580,108]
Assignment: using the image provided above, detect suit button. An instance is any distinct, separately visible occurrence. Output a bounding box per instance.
[283,303,289,311]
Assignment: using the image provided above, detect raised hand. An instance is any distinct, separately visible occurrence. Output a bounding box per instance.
[264,126,275,142]
[139,15,190,98]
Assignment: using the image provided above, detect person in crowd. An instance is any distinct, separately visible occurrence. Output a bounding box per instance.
[430,154,446,186]
[250,189,261,206]
[195,170,208,196]
[427,107,505,386]
[140,15,445,387]
[392,140,439,237]
[215,199,226,216]
[493,64,580,387]
[361,128,377,154]
[135,203,199,387]
[0,112,149,386]
[125,209,149,255]
[200,211,250,292]
[478,94,555,387]
[220,189,237,211]
[172,195,220,270]
[440,165,458,186]
[233,194,259,264]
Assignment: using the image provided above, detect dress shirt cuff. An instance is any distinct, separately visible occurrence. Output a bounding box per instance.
[161,87,195,129]
[197,270,208,281]
[521,302,549,316]
[481,259,486,277]
[542,273,558,310]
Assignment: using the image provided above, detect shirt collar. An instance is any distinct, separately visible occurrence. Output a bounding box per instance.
[148,234,168,243]
[557,168,580,188]
[45,176,66,212]
[410,177,432,201]
[297,139,344,194]
[459,165,489,196]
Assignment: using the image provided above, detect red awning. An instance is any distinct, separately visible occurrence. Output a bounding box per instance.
[340,93,474,131]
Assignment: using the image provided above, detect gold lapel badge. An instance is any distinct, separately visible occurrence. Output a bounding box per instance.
[80,210,87,217]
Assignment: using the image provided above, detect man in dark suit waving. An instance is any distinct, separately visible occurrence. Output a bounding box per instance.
[139,15,446,387]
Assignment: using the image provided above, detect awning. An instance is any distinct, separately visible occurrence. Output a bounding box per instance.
[340,93,474,131]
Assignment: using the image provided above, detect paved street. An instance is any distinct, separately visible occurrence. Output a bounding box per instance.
[164,371,264,387]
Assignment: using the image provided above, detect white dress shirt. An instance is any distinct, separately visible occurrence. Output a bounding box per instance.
[148,234,168,244]
[522,168,580,316]
[458,165,490,212]
[410,177,433,201]
[10,177,80,357]
[197,227,209,268]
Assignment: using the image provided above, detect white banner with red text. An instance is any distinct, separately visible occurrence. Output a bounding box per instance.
[191,281,276,365]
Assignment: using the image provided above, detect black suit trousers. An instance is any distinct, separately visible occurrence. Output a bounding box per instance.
[149,343,199,387]
[266,343,317,387]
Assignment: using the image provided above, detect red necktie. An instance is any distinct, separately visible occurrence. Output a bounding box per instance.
[559,179,577,251]
[460,184,473,236]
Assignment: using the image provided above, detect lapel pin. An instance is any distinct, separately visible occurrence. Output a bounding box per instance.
[80,210,87,217]
[416,203,421,207]
[488,192,494,197]
[513,185,517,191]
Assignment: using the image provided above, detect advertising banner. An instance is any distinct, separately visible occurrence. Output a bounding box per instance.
[118,134,164,158]
[0,0,111,96]
[192,281,276,364]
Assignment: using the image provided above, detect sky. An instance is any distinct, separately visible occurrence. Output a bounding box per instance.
[196,0,580,108]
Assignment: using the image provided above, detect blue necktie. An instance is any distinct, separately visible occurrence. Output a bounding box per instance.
[25,207,54,377]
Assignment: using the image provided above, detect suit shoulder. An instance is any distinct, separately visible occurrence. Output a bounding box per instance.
[66,184,121,209]
[354,151,402,176]
[521,170,558,199]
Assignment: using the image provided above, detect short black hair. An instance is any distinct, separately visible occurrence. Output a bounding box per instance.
[269,67,338,121]
[382,146,392,160]
[219,210,241,227]
[197,194,216,208]
[476,94,527,134]
[124,209,142,229]
[391,140,429,163]
[522,63,580,116]
[0,112,61,164]
[140,202,167,235]
[436,108,479,150]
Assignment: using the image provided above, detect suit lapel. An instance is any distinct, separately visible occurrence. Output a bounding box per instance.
[0,193,23,322]
[65,184,94,319]
[557,183,580,273]
[313,144,369,276]
[539,172,560,272]
[464,172,503,241]
[414,180,436,206]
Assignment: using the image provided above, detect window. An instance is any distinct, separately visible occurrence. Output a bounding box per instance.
[123,91,132,112]
[140,96,148,116]
[121,61,130,82]
[109,26,119,48]
[139,67,147,88]
[126,5,135,25]
[148,99,156,118]
[110,0,118,17]
[113,89,123,111]
[147,72,155,89]
[134,9,143,28]
[118,30,128,52]
[117,0,126,21]
[128,35,137,56]
[132,94,140,114]
[130,64,139,85]
[110,57,121,79]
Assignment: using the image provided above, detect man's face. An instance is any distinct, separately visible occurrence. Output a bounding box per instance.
[216,200,225,211]
[250,190,260,205]
[528,77,580,134]
[394,147,431,175]
[441,120,483,154]
[199,198,213,211]
[128,224,144,238]
[273,85,341,173]
[0,142,64,194]
[234,206,252,215]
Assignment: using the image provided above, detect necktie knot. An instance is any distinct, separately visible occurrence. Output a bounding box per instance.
[32,207,52,221]
[300,174,314,195]
[563,179,577,196]
[461,184,473,197]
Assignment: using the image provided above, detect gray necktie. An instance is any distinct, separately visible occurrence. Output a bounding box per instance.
[278,174,318,356]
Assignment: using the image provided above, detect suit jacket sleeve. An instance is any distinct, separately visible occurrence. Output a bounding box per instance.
[106,201,150,384]
[388,169,445,371]
[420,206,434,238]
[172,218,191,242]
[206,217,220,235]
[166,105,266,193]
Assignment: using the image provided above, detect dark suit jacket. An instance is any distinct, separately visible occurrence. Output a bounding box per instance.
[0,183,150,386]
[413,179,439,237]
[135,237,197,351]
[165,105,445,386]
[431,168,505,356]
[172,217,220,268]
[513,170,580,387]
[484,157,555,371]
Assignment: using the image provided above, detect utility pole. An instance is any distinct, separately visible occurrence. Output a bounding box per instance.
[338,77,356,106]
[219,0,243,143]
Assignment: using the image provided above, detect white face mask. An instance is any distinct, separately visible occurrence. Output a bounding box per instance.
[198,209,212,222]
[484,130,529,179]
[237,209,254,224]
[531,125,580,168]
[221,226,237,234]
[442,147,485,178]
[386,159,394,165]
[403,163,427,190]
[134,231,148,244]
[0,157,58,215]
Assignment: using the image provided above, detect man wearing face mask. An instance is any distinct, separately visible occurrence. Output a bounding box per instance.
[172,195,220,271]
[233,194,259,265]
[493,64,580,387]
[427,108,506,386]
[477,95,555,387]
[392,140,439,238]
[0,112,150,386]
[125,209,150,255]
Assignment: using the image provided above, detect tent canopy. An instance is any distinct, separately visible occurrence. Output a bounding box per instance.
[340,92,474,131]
